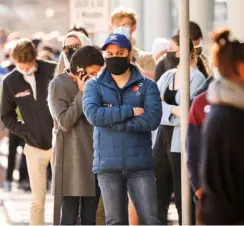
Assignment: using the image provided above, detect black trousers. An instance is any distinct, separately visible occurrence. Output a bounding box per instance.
[154,125,196,225]
[60,177,101,225]
[6,133,28,182]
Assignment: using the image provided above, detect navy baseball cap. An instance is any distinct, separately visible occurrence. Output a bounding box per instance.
[102,33,132,51]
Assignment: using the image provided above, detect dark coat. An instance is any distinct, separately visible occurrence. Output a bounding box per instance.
[201,79,244,224]
[0,60,56,150]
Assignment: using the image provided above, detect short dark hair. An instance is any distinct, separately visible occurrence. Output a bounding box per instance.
[189,21,203,41]
[69,26,89,37]
[70,46,104,75]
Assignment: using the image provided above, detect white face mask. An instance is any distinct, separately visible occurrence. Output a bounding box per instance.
[17,66,36,76]
[113,26,131,39]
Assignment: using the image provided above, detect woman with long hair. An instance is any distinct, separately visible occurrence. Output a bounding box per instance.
[153,34,205,225]
[200,28,244,225]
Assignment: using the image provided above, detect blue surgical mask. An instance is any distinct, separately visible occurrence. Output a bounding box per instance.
[113,26,131,39]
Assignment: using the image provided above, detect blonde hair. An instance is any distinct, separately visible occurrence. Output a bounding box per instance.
[12,38,37,63]
[55,54,65,76]
[111,8,137,26]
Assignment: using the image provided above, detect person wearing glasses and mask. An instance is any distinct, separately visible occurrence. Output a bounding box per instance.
[48,46,104,225]
[83,33,162,225]
[55,31,91,76]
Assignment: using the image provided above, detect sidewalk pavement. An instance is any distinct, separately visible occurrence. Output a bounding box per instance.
[0,189,53,225]
[0,138,53,225]
[0,138,178,226]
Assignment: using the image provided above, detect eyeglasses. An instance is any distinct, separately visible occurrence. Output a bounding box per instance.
[63,44,81,53]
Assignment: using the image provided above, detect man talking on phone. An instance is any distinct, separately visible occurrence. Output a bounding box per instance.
[83,33,162,225]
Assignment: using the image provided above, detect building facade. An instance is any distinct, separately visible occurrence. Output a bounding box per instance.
[2,0,244,51]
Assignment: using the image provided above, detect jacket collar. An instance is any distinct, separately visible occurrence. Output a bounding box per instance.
[97,64,144,90]
[14,59,42,79]
[207,78,244,110]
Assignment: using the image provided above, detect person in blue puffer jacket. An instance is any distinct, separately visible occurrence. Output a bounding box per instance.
[83,33,162,225]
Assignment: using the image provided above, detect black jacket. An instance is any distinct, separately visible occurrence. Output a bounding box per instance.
[0,60,56,150]
[155,56,177,82]
[201,79,244,224]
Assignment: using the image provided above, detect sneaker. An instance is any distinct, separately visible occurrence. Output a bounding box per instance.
[3,180,11,192]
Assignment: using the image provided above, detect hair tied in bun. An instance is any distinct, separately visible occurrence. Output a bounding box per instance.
[211,27,230,46]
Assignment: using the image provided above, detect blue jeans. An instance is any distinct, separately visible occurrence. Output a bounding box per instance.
[97,170,161,225]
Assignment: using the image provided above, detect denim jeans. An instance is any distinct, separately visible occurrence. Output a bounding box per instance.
[97,170,161,225]
[60,178,101,225]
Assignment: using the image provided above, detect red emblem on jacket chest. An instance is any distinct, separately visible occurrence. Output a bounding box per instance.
[132,86,139,92]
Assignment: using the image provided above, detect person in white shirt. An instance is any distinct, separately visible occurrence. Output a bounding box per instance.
[1,38,56,225]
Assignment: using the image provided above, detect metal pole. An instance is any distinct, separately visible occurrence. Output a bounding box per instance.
[179,0,191,225]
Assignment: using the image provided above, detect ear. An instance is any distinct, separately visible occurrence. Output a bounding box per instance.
[109,24,113,33]
[238,63,244,78]
[176,50,180,58]
[131,25,136,34]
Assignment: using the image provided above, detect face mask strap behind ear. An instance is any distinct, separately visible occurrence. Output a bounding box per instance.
[63,52,70,69]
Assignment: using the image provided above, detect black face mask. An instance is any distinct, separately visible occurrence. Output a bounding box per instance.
[166,51,180,67]
[65,48,77,62]
[195,47,203,56]
[106,57,130,75]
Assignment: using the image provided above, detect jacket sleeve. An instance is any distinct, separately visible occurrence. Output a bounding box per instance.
[47,80,84,132]
[83,79,134,127]
[186,99,202,191]
[157,70,180,126]
[161,102,180,126]
[160,71,205,126]
[0,79,29,138]
[111,81,162,132]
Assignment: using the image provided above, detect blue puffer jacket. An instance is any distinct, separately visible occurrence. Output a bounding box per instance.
[83,65,162,173]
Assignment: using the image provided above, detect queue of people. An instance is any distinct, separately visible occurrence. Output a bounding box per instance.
[0,7,244,226]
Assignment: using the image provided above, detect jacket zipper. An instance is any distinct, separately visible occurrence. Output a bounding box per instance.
[25,81,44,148]
[117,89,126,170]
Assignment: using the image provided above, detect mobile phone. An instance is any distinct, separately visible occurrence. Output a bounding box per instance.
[79,72,89,81]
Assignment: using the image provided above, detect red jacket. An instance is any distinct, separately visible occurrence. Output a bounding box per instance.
[186,91,209,191]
